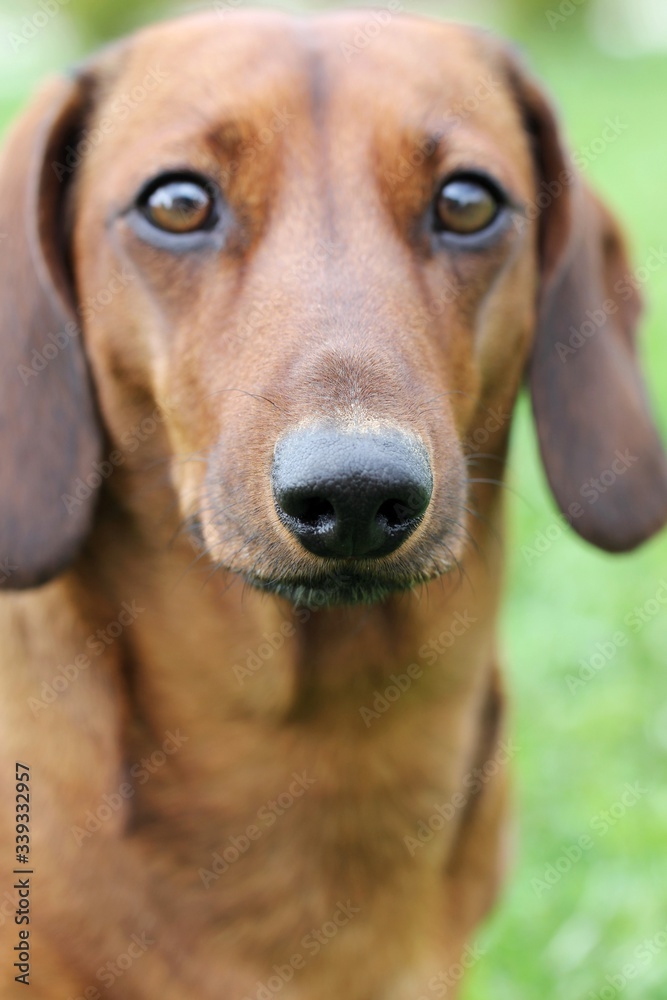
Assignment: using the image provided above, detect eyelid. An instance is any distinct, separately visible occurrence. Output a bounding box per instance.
[138,172,217,205]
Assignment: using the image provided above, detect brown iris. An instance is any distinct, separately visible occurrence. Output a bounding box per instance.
[436,177,500,235]
[143,179,214,233]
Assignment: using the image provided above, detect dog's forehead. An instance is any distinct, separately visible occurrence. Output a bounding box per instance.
[98,12,515,131]
[77,11,535,213]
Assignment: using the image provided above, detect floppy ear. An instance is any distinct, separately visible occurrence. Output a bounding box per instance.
[0,75,103,589]
[509,60,667,552]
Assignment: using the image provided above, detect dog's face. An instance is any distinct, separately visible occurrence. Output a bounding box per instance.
[74,15,539,604]
[1,12,666,599]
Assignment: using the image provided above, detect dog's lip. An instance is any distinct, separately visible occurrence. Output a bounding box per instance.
[242,564,442,607]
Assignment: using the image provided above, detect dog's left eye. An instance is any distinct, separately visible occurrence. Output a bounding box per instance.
[434,175,504,236]
[139,176,216,233]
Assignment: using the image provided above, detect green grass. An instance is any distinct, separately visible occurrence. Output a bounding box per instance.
[2,9,666,997]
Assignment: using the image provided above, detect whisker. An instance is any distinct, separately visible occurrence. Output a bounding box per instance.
[418,389,476,410]
[463,452,506,467]
[203,387,283,412]
[466,476,524,499]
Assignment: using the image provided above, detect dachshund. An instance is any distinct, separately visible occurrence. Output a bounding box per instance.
[1,10,666,999]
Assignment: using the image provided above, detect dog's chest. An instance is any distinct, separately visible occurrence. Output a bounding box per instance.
[132,679,487,988]
[121,591,497,994]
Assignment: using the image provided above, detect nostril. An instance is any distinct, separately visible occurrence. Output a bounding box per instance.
[377,498,416,530]
[376,483,431,529]
[286,495,335,528]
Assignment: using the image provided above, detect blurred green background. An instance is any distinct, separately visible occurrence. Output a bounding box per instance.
[2,0,666,996]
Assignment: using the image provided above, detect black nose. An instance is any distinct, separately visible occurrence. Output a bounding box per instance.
[272,429,432,558]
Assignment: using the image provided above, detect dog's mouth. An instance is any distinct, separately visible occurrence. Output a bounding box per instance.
[235,519,467,607]
[243,563,441,608]
[193,511,467,608]
[189,510,464,608]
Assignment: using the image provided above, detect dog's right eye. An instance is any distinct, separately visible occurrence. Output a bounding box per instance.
[138,175,216,234]
[434,174,503,236]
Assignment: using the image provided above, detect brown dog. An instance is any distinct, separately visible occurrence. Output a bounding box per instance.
[1,10,666,999]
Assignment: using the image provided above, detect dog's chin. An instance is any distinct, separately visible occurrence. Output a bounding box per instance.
[245,571,417,608]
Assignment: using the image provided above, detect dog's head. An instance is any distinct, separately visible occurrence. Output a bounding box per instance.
[1,12,666,602]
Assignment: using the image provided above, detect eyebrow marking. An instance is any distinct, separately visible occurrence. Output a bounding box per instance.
[204,121,246,159]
